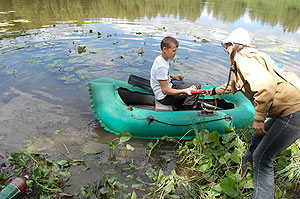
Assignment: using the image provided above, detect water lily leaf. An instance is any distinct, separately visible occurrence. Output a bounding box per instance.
[201,38,210,43]
[26,137,54,152]
[77,45,86,54]
[76,69,88,74]
[65,78,80,84]
[12,19,31,23]
[58,74,75,81]
[78,73,91,80]
[0,22,15,27]
[56,20,78,24]
[64,67,75,72]
[104,169,116,174]
[6,69,18,75]
[118,43,129,48]
[122,67,139,72]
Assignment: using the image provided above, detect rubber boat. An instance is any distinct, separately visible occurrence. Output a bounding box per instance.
[86,75,254,139]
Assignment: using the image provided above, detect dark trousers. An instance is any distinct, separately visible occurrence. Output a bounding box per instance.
[243,110,300,199]
[158,81,201,109]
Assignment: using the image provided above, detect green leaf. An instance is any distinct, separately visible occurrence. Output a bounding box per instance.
[207,131,220,143]
[213,184,222,192]
[198,159,212,172]
[220,177,238,197]
[57,160,69,167]
[225,170,237,181]
[291,144,299,154]
[108,141,116,149]
[126,144,135,151]
[59,171,71,177]
[131,191,137,199]
[243,179,254,189]
[231,148,242,164]
[222,132,235,144]
[165,179,175,194]
[119,132,132,144]
[104,169,117,175]
[26,179,34,187]
[82,163,90,170]
[131,184,145,189]
[219,152,231,164]
[14,167,22,173]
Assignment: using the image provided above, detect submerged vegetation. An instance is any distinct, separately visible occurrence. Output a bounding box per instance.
[2,127,299,198]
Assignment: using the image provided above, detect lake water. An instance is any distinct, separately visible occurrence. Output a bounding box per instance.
[1,0,300,196]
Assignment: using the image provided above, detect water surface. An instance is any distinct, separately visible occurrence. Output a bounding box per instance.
[0,0,300,196]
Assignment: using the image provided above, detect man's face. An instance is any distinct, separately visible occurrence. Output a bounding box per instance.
[163,43,178,60]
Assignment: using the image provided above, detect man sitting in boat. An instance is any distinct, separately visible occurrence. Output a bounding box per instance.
[150,36,201,110]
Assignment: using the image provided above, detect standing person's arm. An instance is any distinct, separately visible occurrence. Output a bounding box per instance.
[237,56,277,134]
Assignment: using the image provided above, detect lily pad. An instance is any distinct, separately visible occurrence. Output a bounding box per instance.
[26,137,54,152]
[64,78,80,84]
[0,22,15,27]
[56,20,78,24]
[6,69,17,76]
[75,69,89,74]
[64,67,75,72]
[58,74,75,81]
[12,19,31,23]
[118,43,129,48]
[122,67,139,73]
[78,73,91,80]
[77,45,86,54]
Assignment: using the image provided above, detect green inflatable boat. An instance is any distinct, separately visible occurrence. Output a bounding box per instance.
[86,76,254,139]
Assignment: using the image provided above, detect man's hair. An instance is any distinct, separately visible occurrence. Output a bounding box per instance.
[160,36,179,50]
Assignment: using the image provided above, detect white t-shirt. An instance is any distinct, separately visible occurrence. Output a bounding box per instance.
[150,55,173,100]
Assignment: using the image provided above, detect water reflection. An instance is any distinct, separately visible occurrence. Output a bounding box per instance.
[1,0,300,33]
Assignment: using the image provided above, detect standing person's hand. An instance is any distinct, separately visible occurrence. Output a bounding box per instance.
[252,120,266,135]
[207,88,214,96]
[171,74,184,81]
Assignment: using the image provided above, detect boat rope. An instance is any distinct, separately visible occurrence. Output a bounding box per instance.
[199,94,219,112]
[146,114,232,126]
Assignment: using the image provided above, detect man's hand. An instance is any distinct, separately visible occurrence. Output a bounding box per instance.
[253,120,266,135]
[183,87,192,95]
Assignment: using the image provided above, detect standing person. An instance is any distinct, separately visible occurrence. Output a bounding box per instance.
[150,36,201,110]
[208,27,300,199]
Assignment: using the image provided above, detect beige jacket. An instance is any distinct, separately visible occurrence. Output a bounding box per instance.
[215,48,300,121]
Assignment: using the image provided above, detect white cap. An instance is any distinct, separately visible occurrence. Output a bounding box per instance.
[222,27,251,46]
